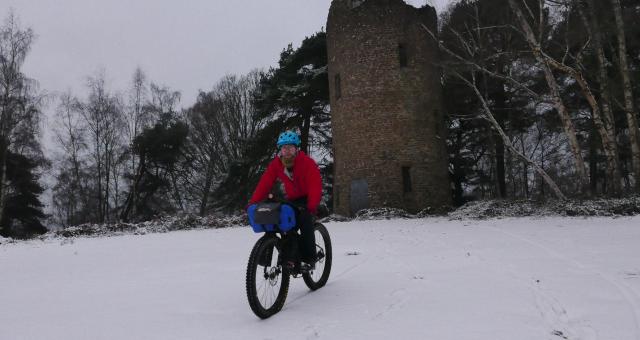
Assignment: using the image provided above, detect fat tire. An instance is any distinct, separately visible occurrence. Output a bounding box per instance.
[246,235,290,319]
[303,223,332,290]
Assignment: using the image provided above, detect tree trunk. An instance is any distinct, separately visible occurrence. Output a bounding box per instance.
[507,146,516,197]
[0,146,7,233]
[495,134,507,198]
[170,168,184,212]
[121,155,146,222]
[300,108,312,154]
[494,90,508,198]
[199,160,215,216]
[520,135,529,198]
[113,163,120,219]
[610,0,640,192]
[589,124,600,195]
[579,0,622,195]
[104,147,111,222]
[508,0,588,194]
[96,133,103,223]
[540,137,545,198]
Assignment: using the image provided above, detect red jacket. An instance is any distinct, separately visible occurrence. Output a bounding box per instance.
[249,151,323,215]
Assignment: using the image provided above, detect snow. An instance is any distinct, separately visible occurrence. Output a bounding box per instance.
[2,216,640,339]
[404,0,429,8]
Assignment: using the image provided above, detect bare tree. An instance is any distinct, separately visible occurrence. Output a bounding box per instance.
[51,90,88,226]
[185,71,265,215]
[122,67,150,216]
[79,70,125,222]
[147,83,180,121]
[185,92,225,215]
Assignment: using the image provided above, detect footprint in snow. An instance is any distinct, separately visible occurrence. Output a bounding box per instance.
[623,271,639,279]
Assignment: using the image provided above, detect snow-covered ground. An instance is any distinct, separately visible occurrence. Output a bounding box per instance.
[2,216,640,340]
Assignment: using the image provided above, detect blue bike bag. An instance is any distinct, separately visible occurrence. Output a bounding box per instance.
[247,203,296,233]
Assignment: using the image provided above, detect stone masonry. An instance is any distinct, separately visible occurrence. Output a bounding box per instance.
[327,0,451,215]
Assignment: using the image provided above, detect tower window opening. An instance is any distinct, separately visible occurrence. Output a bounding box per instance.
[402,166,412,193]
[335,73,342,99]
[398,43,408,67]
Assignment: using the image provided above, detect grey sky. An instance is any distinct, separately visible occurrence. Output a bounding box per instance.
[3,0,452,108]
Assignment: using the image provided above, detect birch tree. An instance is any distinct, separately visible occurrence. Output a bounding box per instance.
[52,91,89,226]
[456,70,566,199]
[507,0,590,193]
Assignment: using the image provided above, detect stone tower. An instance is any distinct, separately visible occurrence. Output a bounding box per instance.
[327,0,451,216]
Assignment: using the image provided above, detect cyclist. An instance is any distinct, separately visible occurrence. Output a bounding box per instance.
[248,130,322,270]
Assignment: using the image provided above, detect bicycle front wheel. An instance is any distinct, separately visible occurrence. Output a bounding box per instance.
[246,234,290,319]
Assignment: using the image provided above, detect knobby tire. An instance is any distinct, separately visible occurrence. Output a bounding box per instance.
[246,235,290,319]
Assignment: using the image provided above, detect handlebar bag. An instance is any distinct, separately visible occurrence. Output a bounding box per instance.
[248,203,296,233]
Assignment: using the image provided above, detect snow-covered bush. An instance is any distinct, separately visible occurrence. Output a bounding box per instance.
[4,197,639,245]
[448,196,640,219]
[354,207,413,220]
[54,213,247,239]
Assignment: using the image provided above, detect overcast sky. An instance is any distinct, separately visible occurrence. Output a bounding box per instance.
[3,0,452,109]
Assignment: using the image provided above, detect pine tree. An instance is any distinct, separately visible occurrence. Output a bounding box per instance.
[0,151,47,238]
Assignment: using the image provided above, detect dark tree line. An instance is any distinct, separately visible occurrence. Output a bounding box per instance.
[435,0,640,203]
[0,12,47,238]
[50,31,331,227]
[4,0,640,237]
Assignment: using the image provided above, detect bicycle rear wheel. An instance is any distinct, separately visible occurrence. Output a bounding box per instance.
[303,223,332,290]
[246,234,290,318]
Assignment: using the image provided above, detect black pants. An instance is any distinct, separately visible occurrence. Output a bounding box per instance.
[290,198,317,263]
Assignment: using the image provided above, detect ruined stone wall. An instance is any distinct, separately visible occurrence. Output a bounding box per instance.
[327,0,451,215]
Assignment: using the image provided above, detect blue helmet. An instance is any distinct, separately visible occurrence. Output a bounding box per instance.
[277,131,301,148]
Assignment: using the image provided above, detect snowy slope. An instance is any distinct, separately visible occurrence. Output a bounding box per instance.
[1,216,640,340]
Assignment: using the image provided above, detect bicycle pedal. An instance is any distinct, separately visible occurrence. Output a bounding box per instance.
[300,262,315,272]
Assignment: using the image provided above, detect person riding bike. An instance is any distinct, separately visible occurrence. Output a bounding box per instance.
[248,130,323,271]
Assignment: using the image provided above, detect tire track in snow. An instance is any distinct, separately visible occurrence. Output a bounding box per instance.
[372,288,408,320]
[286,224,376,308]
[285,256,370,307]
[432,224,595,339]
[483,224,640,339]
[332,256,370,281]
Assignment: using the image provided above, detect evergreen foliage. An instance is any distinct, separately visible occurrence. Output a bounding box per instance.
[0,12,47,237]
[0,151,47,238]
[213,31,331,212]
[121,115,189,221]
